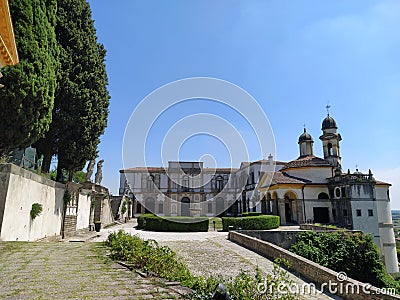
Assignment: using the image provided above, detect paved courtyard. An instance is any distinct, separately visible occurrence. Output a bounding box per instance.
[0,241,185,299]
[92,221,341,300]
[0,221,342,299]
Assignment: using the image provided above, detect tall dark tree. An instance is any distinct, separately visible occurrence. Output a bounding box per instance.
[35,0,110,178]
[0,0,58,156]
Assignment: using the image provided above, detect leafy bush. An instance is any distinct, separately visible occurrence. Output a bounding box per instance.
[137,214,209,232]
[290,231,400,291]
[63,190,72,205]
[105,231,296,299]
[222,215,280,231]
[30,203,43,219]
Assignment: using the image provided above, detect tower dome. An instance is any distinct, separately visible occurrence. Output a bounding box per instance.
[319,113,342,168]
[322,114,337,130]
[298,128,314,157]
[298,128,313,143]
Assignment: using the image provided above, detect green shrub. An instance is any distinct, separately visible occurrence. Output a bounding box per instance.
[290,231,400,291]
[106,230,192,281]
[121,201,127,214]
[137,214,209,232]
[30,203,43,219]
[105,230,296,299]
[63,190,72,205]
[222,215,280,231]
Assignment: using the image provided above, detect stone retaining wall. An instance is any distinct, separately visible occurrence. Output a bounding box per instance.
[239,230,299,249]
[229,231,400,300]
[0,163,64,241]
[0,163,112,241]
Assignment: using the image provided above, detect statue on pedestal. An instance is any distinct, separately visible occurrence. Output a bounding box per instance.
[86,159,96,182]
[95,159,104,185]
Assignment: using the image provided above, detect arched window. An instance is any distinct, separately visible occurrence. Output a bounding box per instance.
[328,143,333,156]
[318,192,329,199]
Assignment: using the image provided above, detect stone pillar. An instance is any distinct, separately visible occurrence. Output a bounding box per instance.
[296,200,304,224]
[279,199,286,225]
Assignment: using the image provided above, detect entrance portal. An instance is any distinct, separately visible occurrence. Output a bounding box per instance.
[313,207,330,223]
[181,197,190,216]
[285,202,292,223]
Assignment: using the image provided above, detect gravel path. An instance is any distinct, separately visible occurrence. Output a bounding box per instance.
[91,221,341,300]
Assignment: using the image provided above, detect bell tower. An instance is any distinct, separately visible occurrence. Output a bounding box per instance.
[298,128,314,157]
[319,108,342,168]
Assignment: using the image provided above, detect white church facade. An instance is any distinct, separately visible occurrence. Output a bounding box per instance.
[257,114,398,273]
[119,113,398,273]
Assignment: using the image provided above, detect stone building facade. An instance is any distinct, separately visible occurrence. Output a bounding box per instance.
[119,113,398,273]
[119,161,238,217]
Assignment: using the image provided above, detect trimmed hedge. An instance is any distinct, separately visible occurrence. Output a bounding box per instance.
[222,215,280,231]
[241,212,262,217]
[137,214,209,232]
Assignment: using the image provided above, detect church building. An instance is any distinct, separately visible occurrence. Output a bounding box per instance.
[258,113,399,273]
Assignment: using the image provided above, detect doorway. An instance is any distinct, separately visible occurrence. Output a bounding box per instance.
[181,197,190,216]
[313,207,330,223]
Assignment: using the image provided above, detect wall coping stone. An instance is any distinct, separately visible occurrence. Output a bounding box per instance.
[0,163,65,189]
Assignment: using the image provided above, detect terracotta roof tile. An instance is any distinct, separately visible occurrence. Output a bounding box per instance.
[281,155,332,170]
[272,172,310,184]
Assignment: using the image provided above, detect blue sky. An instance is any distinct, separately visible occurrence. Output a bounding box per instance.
[87,0,400,208]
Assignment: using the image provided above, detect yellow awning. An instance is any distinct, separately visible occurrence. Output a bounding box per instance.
[0,0,19,67]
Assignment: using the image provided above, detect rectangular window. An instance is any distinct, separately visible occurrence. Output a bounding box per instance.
[356,209,361,217]
[208,201,213,213]
[158,203,163,213]
[332,209,336,220]
[343,209,348,217]
[368,209,373,217]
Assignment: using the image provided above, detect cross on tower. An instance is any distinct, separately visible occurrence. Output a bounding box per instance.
[326,104,331,115]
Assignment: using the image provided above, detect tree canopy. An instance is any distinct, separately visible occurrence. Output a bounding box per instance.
[0,0,59,156]
[0,0,109,181]
[35,0,110,179]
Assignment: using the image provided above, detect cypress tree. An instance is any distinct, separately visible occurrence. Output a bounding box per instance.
[0,0,58,155]
[35,0,110,179]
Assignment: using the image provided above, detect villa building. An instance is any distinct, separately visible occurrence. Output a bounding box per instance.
[119,161,238,217]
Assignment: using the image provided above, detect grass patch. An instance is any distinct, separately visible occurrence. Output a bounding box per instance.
[209,217,222,230]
